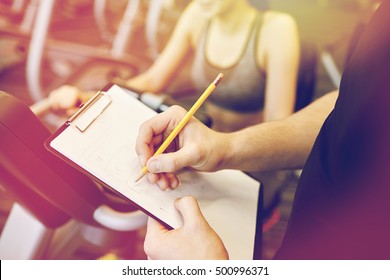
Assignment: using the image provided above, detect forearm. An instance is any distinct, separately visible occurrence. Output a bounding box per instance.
[124,71,164,93]
[124,6,194,94]
[222,91,338,172]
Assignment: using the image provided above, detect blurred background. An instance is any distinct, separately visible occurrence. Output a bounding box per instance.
[0,0,379,260]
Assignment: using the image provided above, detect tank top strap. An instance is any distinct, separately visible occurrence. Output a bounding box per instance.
[244,11,265,70]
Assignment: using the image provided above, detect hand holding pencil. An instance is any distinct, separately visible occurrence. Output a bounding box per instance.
[135,73,224,186]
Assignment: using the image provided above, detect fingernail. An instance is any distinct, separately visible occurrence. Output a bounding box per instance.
[148,159,160,172]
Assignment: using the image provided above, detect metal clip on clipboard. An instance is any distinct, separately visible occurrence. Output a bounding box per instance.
[68,91,112,132]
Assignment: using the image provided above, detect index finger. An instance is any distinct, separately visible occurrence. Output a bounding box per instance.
[135,106,187,165]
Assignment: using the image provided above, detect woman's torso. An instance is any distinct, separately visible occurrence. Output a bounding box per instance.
[191,11,267,132]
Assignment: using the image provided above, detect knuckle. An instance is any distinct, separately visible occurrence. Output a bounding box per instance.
[169,105,187,116]
[138,121,147,134]
[180,195,196,205]
[172,157,180,171]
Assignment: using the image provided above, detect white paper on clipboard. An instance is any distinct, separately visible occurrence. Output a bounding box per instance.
[47,84,261,260]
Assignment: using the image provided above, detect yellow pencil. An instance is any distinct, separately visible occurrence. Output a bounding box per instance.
[135,73,223,182]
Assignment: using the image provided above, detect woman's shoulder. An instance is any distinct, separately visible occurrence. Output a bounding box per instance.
[176,2,208,44]
[178,2,208,28]
[254,10,299,60]
[261,10,297,32]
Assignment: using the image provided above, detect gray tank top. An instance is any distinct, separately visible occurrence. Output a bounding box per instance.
[191,13,266,113]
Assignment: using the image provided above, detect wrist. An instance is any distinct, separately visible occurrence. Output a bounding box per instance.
[216,131,237,170]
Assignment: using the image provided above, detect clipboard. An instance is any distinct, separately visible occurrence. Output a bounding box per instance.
[46,84,261,260]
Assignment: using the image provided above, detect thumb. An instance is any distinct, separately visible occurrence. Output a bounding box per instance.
[146,148,201,173]
[174,196,205,227]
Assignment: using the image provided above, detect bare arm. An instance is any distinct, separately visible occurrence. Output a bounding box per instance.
[125,3,199,93]
[262,13,300,122]
[223,91,338,172]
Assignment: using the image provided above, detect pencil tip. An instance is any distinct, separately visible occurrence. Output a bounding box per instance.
[135,169,147,182]
[213,73,224,86]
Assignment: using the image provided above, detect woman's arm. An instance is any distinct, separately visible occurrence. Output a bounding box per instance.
[125,3,200,93]
[260,12,300,122]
